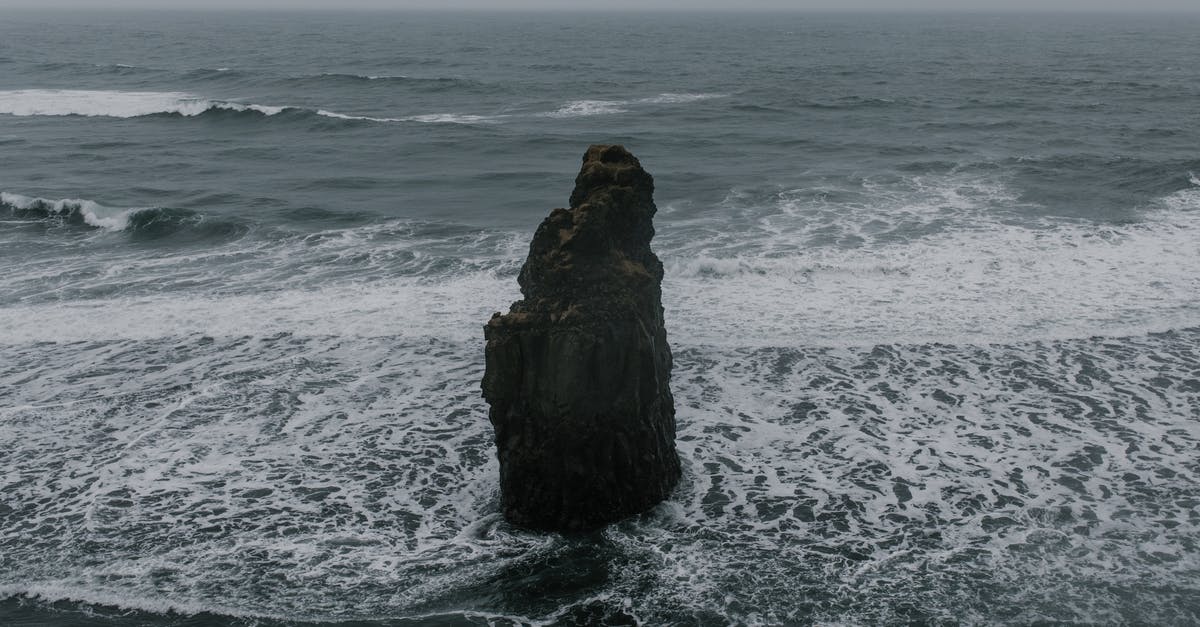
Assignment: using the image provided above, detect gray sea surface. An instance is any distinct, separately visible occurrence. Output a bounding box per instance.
[1,10,1198,625]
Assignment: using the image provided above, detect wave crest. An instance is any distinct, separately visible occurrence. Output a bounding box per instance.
[0,90,496,125]
[0,89,724,123]
[0,90,286,118]
[1,192,144,230]
[1,191,247,240]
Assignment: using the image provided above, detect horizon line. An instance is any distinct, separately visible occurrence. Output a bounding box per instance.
[4,6,1200,13]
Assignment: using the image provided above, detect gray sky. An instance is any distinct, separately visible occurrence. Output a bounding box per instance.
[3,0,1199,10]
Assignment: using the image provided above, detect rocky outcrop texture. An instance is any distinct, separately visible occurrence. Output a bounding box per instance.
[482,145,680,532]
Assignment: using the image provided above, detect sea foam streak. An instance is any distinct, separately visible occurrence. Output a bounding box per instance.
[542,99,629,118]
[313,72,463,83]
[0,90,719,123]
[0,90,285,118]
[315,109,499,124]
[542,93,725,118]
[637,92,725,104]
[0,89,492,124]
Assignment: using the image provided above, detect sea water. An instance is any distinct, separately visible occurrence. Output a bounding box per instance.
[0,10,1198,625]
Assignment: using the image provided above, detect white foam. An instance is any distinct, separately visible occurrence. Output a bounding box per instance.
[662,173,1200,347]
[319,72,410,80]
[0,272,519,344]
[541,99,628,118]
[541,93,724,118]
[0,89,714,123]
[0,584,262,620]
[0,90,285,118]
[654,333,1200,623]
[5,167,1200,627]
[314,109,399,122]
[404,112,498,124]
[0,191,143,230]
[637,92,725,104]
[4,175,1198,348]
[0,89,477,123]
[1,179,1199,623]
[315,109,498,124]
[1,315,1196,623]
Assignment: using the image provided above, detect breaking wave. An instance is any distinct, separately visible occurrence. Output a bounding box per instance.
[0,90,498,125]
[662,172,1200,347]
[0,191,247,240]
[0,90,287,118]
[0,90,724,124]
[2,173,1198,346]
[1,191,151,230]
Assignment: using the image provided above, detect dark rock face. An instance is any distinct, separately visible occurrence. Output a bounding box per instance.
[482,145,681,532]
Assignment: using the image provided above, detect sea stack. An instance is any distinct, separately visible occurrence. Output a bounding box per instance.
[481,145,681,532]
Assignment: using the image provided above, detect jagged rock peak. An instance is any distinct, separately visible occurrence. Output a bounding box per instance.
[568,144,656,211]
[514,144,663,310]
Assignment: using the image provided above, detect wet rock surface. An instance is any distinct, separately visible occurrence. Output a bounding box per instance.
[482,144,680,532]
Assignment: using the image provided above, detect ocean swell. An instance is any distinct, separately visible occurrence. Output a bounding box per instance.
[1,191,247,240]
[0,89,500,125]
[0,90,287,118]
[1,192,147,230]
[0,90,725,124]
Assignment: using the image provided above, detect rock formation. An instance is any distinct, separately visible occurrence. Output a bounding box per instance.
[481,145,680,532]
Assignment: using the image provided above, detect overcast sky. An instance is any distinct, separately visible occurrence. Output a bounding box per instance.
[3,0,1198,10]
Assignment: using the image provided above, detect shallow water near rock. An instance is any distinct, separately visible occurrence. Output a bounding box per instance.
[1,10,1198,626]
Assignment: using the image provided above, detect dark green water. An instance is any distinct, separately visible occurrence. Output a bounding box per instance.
[1,10,1198,625]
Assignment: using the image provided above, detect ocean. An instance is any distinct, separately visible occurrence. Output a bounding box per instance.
[1,9,1198,625]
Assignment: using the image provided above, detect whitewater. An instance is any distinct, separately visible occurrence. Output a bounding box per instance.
[1,9,1198,626]
[0,89,724,124]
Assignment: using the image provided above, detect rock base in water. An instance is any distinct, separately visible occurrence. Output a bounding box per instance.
[481,145,681,532]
